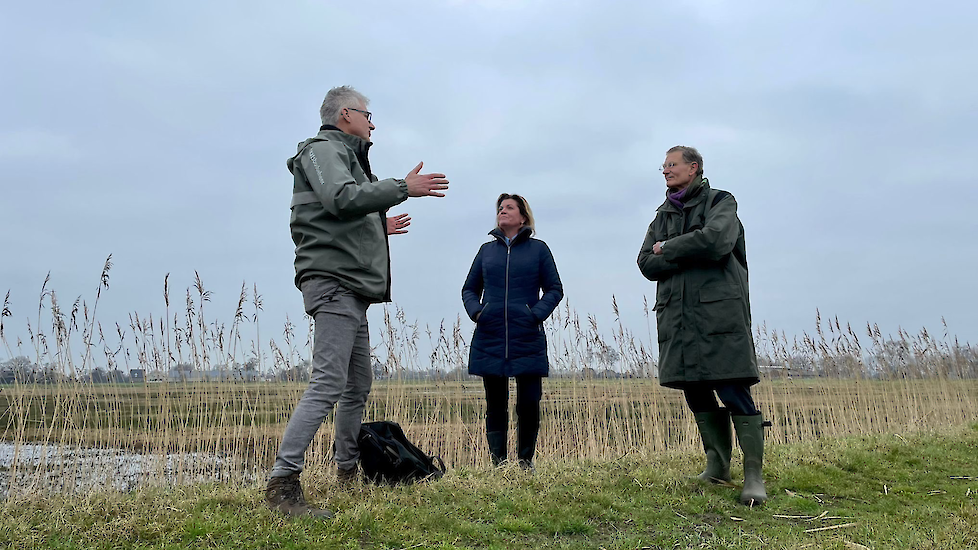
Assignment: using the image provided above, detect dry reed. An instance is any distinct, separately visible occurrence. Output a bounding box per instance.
[1,259,976,498]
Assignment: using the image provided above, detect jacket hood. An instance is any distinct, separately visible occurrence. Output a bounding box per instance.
[287,136,317,174]
[286,126,371,174]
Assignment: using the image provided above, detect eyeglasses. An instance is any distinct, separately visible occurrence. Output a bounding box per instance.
[346,107,372,122]
[659,162,683,172]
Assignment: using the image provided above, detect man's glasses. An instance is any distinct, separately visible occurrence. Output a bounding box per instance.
[659,162,695,172]
[347,107,372,122]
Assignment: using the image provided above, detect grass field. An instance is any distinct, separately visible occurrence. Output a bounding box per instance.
[2,424,976,549]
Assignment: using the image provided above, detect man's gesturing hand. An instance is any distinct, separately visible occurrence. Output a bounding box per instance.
[386,213,411,235]
[405,162,449,197]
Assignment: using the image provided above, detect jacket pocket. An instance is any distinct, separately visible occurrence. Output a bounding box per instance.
[475,302,490,322]
[525,304,544,333]
[478,302,503,332]
[653,286,672,311]
[698,283,745,335]
[653,287,673,342]
[355,217,370,269]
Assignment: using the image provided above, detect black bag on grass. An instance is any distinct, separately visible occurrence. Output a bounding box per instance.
[358,420,446,485]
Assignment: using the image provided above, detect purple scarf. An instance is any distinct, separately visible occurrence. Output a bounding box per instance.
[665,176,706,210]
[667,187,687,210]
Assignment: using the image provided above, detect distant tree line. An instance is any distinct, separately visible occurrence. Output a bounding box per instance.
[3,339,978,384]
[757,339,978,380]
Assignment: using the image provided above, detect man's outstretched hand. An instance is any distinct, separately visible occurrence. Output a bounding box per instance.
[386,213,411,235]
[405,162,448,197]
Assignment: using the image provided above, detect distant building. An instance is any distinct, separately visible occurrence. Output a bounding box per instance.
[163,367,261,382]
[758,364,816,379]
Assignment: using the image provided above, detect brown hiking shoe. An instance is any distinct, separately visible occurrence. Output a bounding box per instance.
[336,465,359,489]
[265,473,333,518]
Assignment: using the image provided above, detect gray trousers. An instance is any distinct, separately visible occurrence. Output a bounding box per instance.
[270,277,373,477]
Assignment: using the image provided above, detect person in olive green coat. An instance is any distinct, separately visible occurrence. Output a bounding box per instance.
[637,145,768,506]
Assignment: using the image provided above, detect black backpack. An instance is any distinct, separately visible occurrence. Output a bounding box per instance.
[358,421,447,485]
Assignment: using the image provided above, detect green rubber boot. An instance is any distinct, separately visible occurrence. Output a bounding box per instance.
[694,409,732,484]
[733,414,768,505]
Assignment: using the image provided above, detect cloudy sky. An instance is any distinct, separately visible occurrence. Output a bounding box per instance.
[2,0,976,365]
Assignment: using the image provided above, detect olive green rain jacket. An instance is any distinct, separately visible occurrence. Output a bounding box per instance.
[288,127,409,302]
[637,177,759,388]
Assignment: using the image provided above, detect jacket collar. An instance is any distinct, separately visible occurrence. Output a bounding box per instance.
[489,225,533,245]
[657,177,712,213]
[666,175,704,200]
[313,125,373,177]
[317,125,372,154]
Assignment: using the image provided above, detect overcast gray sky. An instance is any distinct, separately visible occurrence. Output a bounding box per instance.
[2,0,976,365]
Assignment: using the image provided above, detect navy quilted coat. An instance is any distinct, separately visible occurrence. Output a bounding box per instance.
[462,227,563,377]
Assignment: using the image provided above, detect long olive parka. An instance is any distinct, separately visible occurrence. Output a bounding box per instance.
[637,177,759,388]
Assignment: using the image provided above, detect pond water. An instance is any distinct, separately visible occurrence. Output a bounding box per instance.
[0,442,255,498]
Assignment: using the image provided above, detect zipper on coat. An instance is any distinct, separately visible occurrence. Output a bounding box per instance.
[504,243,511,360]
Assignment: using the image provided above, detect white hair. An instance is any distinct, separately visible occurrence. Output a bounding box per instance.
[319,86,369,126]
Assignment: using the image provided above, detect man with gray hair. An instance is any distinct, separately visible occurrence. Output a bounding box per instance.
[266,86,449,517]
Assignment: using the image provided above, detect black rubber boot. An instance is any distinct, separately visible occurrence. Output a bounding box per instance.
[733,413,768,506]
[693,409,732,483]
[487,431,508,467]
[517,417,539,471]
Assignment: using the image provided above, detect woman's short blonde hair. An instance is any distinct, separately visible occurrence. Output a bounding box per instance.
[496,193,535,235]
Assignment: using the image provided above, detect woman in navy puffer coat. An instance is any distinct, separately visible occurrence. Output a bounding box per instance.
[462,193,563,469]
